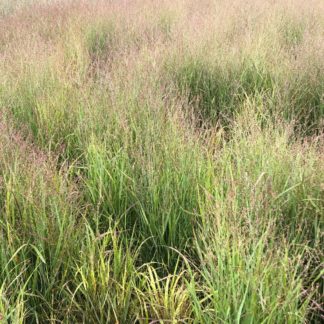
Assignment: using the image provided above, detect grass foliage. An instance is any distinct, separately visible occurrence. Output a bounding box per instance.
[0,0,323,322]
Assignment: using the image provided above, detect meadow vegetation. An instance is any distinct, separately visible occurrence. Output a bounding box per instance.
[0,0,323,322]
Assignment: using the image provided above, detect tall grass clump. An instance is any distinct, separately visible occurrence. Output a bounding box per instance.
[171,53,323,133]
[169,56,276,126]
[0,121,81,321]
[83,99,213,264]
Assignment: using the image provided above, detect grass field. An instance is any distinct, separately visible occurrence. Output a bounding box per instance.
[0,0,323,322]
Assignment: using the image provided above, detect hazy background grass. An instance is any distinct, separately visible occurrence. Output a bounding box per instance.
[0,0,323,322]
